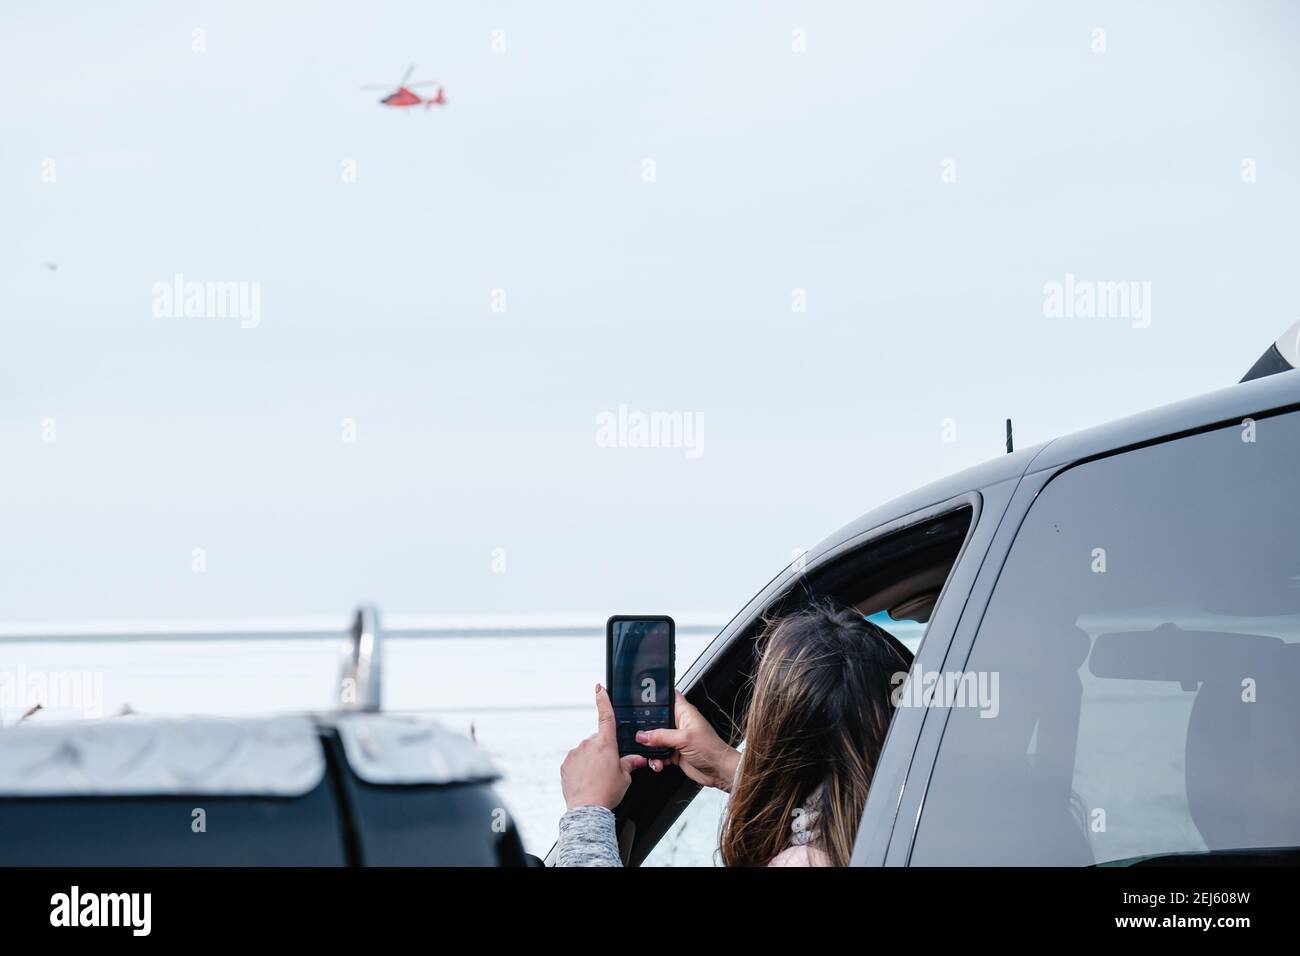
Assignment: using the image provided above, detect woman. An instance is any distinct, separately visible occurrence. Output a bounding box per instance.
[557,601,913,866]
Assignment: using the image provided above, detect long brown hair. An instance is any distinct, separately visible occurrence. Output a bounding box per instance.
[719,601,913,866]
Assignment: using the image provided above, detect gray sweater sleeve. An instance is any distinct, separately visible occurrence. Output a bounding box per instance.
[555,805,623,867]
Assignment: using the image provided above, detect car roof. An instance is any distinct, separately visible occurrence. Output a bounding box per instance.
[818,368,1300,554]
[1027,366,1300,473]
[0,712,499,797]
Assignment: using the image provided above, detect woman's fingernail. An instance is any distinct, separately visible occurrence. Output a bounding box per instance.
[595,683,601,694]
[635,732,647,743]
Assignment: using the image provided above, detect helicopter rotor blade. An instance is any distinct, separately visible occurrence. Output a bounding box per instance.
[406,81,440,88]
[400,64,416,85]
[360,84,392,90]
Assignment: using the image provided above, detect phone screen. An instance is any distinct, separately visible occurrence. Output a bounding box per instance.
[607,616,675,756]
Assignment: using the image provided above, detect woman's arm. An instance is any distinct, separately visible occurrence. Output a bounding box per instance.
[555,805,623,867]
[554,684,646,867]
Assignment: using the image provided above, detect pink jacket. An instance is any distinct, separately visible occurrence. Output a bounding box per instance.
[768,844,831,866]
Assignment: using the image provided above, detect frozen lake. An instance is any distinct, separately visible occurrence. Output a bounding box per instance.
[0,629,717,855]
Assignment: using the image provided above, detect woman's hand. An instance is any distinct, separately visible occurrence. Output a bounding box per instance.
[560,684,648,810]
[636,691,741,792]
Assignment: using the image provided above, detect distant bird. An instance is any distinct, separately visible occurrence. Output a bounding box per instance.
[44,262,57,271]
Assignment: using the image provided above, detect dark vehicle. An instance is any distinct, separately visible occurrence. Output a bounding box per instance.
[576,342,1300,867]
[0,609,527,866]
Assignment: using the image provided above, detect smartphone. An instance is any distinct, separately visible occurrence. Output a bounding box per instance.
[606,615,675,757]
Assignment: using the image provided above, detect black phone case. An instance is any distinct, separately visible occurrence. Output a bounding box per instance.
[606,615,675,758]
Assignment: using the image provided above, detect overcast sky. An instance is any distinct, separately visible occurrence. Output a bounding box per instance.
[2,1,1298,627]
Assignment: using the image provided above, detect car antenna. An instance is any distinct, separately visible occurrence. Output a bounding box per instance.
[1005,418,1014,454]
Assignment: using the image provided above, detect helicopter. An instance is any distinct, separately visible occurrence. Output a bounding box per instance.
[362,64,446,110]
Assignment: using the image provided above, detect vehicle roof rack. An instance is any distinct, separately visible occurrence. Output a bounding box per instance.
[338,604,382,712]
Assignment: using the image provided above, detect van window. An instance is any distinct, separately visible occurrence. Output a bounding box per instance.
[911,411,1300,865]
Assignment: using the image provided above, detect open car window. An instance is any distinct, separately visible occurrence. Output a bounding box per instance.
[641,773,730,867]
[626,502,976,866]
[864,610,925,654]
